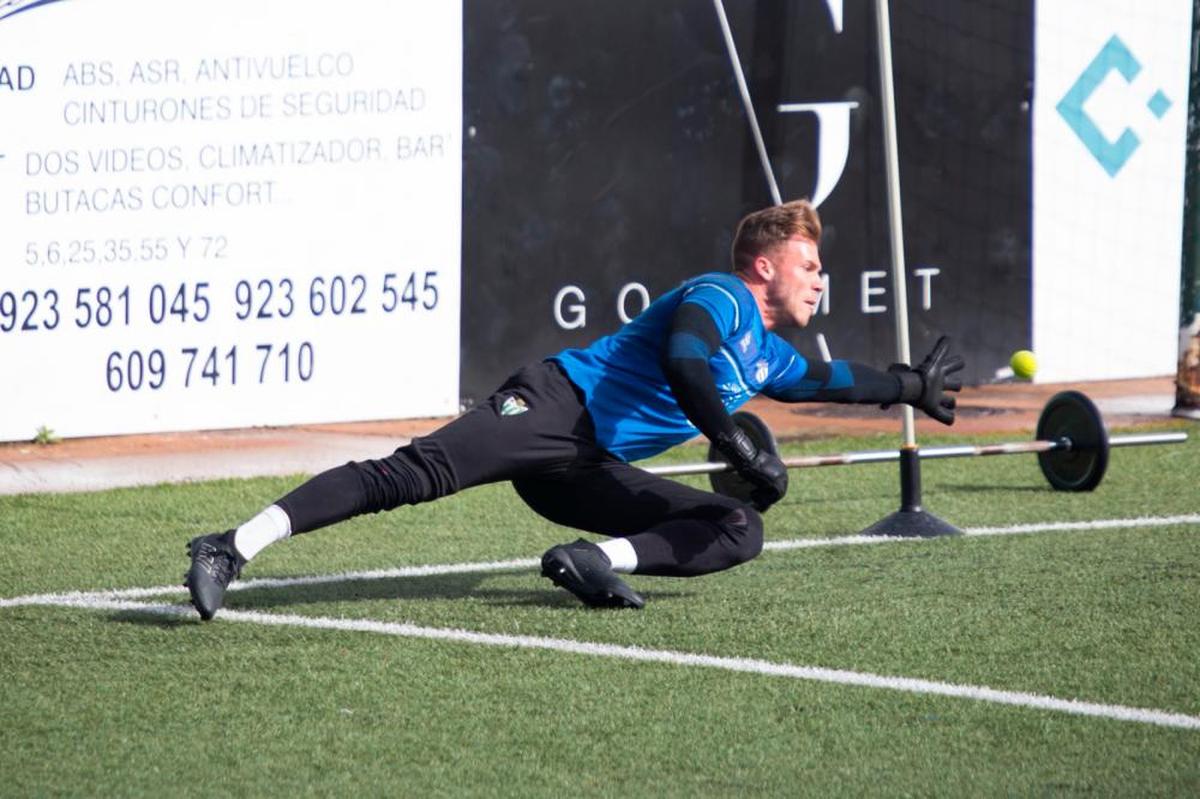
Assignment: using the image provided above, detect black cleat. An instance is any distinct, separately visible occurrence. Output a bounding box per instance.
[541,539,645,609]
[184,531,245,621]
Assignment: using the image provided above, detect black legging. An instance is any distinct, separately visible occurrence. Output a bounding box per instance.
[276,361,763,577]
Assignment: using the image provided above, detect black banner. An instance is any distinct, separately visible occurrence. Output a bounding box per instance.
[461,0,1033,400]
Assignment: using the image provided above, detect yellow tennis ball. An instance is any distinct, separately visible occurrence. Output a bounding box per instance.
[1010,349,1037,379]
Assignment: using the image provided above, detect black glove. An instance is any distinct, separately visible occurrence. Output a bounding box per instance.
[714,426,788,511]
[888,335,965,425]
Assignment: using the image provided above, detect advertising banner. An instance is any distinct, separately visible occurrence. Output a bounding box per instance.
[0,0,462,440]
[461,0,1033,400]
[1033,0,1192,381]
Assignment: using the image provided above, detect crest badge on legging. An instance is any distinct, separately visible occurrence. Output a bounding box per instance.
[500,394,529,416]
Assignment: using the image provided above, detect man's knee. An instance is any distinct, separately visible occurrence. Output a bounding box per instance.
[720,505,764,566]
[354,438,459,511]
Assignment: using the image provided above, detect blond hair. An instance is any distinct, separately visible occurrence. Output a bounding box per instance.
[731,200,822,273]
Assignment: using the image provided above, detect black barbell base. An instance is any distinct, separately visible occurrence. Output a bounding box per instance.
[860,448,961,538]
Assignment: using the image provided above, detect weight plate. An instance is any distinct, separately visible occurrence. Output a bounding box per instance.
[1035,390,1109,491]
[708,411,779,501]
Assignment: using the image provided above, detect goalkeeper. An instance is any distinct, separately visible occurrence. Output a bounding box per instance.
[185,199,963,618]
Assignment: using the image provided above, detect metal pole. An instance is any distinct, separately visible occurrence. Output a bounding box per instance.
[643,432,1188,477]
[874,0,917,447]
[713,0,783,206]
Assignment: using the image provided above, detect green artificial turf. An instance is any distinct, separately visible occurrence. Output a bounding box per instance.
[1,425,1197,796]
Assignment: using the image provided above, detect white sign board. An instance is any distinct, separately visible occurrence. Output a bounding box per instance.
[1033,0,1192,382]
[0,0,462,441]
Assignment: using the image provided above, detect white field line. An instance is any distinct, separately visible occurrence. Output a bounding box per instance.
[0,557,540,608]
[2,513,1198,609]
[31,594,1200,732]
[763,513,1200,552]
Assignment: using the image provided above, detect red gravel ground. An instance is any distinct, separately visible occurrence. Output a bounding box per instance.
[0,377,1181,465]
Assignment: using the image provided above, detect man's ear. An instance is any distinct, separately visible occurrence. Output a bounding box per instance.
[752,254,774,281]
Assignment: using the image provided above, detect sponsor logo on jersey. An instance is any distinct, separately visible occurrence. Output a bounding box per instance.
[740,332,753,353]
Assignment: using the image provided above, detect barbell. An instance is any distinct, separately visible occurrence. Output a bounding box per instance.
[643,390,1188,499]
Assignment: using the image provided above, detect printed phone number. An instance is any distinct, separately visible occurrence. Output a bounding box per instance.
[24,236,229,266]
[104,342,314,392]
[0,271,439,332]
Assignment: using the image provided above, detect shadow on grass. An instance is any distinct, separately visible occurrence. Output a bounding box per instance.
[936,483,1049,494]
[110,609,194,628]
[228,573,688,612]
[106,571,691,621]
[231,571,495,608]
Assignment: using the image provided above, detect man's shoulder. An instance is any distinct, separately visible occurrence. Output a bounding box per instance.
[679,272,757,329]
[681,271,748,295]
[762,330,803,365]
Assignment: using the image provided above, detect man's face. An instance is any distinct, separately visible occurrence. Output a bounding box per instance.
[760,236,824,328]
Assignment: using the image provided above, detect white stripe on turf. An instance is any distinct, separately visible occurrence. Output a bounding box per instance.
[1,513,1197,608]
[0,557,540,607]
[763,513,1200,552]
[30,595,1200,732]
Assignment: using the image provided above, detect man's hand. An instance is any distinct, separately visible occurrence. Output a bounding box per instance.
[714,427,788,511]
[888,335,965,425]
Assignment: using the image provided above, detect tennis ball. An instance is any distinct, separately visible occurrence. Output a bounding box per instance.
[1010,349,1037,379]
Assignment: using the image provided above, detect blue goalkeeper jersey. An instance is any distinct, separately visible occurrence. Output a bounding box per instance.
[552,272,820,461]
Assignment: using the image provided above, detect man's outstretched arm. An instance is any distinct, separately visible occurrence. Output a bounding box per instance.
[766,336,964,425]
[765,358,902,404]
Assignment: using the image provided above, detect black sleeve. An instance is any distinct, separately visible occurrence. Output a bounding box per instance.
[660,302,741,443]
[762,358,903,405]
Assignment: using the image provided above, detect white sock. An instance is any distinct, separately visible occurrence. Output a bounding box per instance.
[598,538,638,574]
[232,505,292,561]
